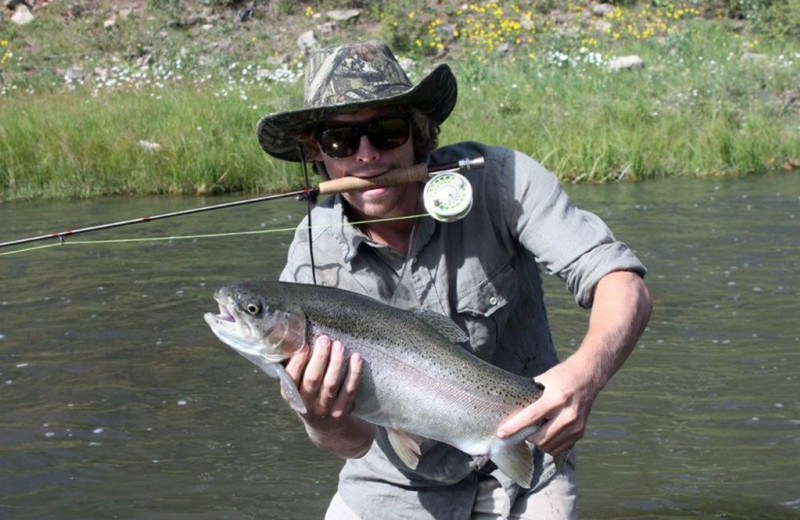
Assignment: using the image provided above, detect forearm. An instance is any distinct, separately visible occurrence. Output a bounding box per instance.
[566,270,652,396]
[497,271,652,453]
[300,414,376,459]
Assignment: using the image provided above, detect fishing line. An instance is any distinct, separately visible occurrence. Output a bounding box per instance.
[298,145,318,286]
[0,157,485,257]
[0,214,429,257]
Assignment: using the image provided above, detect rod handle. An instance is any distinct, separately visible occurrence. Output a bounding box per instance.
[317,163,431,195]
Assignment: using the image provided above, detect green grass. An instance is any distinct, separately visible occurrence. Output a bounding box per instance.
[0,83,304,199]
[446,20,798,182]
[0,1,798,200]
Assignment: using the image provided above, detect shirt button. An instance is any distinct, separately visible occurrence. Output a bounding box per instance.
[489,296,498,306]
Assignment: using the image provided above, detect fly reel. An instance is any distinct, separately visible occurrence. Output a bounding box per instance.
[423,171,474,222]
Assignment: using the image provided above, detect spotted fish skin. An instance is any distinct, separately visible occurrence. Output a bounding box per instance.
[205,280,556,488]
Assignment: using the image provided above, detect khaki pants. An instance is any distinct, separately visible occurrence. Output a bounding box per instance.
[470,472,577,520]
[324,461,577,520]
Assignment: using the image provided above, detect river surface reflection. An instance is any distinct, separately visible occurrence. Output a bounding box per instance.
[1,173,798,519]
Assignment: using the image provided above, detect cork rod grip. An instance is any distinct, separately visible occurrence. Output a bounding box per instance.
[316,163,431,195]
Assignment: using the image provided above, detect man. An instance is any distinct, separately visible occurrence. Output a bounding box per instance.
[256,41,652,519]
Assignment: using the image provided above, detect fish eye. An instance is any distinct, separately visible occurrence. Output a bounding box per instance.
[245,302,261,315]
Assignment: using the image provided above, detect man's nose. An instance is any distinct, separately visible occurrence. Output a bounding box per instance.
[355,134,379,161]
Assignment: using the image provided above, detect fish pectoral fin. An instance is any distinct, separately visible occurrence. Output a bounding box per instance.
[254,359,282,379]
[387,428,422,470]
[266,363,307,415]
[234,354,307,414]
[491,441,534,489]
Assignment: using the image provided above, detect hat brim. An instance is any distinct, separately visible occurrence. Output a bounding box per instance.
[256,64,457,162]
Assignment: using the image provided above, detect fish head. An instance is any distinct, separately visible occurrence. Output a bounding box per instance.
[204,282,307,365]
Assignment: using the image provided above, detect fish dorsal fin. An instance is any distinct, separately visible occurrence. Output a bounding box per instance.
[260,363,307,415]
[386,428,422,470]
[412,308,469,344]
[490,441,534,489]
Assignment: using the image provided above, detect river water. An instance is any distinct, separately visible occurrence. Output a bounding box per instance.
[1,173,798,520]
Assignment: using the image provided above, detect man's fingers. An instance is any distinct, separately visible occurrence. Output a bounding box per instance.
[301,335,332,395]
[496,400,548,439]
[329,353,362,419]
[281,335,362,421]
[283,346,309,382]
[315,340,345,414]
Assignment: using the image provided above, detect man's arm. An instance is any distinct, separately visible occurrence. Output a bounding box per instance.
[283,335,376,459]
[497,270,652,454]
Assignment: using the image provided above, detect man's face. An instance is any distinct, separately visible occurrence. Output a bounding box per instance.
[315,107,419,221]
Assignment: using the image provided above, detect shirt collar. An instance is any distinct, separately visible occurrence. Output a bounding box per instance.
[327,194,436,264]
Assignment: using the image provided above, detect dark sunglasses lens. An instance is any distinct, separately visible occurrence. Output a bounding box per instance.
[318,117,410,158]
[367,118,410,150]
[319,127,360,158]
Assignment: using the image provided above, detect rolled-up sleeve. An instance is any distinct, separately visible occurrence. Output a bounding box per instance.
[502,150,645,308]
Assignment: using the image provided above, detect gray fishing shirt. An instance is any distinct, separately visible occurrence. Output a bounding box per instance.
[279,142,646,519]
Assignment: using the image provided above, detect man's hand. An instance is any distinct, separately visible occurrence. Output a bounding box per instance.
[282,335,375,458]
[284,335,362,420]
[496,359,597,455]
[496,271,651,456]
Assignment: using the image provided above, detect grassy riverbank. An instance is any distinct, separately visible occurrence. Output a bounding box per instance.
[1,1,798,200]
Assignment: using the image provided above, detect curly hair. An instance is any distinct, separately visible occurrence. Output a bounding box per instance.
[408,107,441,164]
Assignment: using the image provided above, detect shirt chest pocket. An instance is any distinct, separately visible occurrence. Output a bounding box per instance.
[451,262,517,362]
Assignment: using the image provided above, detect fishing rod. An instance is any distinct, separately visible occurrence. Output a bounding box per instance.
[0,157,484,249]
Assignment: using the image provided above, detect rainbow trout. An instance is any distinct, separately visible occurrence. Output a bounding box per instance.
[204,280,557,488]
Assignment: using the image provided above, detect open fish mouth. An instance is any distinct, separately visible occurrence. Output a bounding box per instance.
[204,298,244,340]
[204,297,273,361]
[204,309,236,335]
[213,302,237,323]
[204,296,290,375]
[204,309,254,354]
[205,289,242,329]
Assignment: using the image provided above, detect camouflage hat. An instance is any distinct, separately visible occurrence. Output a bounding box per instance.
[256,41,458,162]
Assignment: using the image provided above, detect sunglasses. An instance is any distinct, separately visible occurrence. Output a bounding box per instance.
[315,116,411,158]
